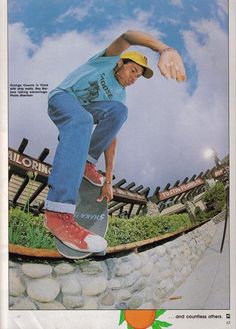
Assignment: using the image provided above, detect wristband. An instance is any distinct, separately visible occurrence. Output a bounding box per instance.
[105,181,112,185]
[159,47,176,55]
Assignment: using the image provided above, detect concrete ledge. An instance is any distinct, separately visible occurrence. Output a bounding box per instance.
[9,219,218,310]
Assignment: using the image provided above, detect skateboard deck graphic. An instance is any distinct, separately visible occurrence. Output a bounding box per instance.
[55,178,108,259]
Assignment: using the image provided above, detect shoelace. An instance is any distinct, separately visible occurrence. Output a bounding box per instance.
[73,224,91,241]
[87,163,102,180]
[57,213,73,228]
[57,213,90,241]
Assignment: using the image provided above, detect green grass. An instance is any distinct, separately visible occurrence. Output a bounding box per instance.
[9,207,197,249]
[9,207,56,249]
[105,213,192,247]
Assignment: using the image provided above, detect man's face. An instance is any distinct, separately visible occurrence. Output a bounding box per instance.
[115,60,144,87]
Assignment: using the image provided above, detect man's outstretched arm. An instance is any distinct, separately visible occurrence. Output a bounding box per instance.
[97,138,117,202]
[105,30,186,82]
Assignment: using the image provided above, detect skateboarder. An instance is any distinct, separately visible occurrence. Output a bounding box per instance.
[44,30,186,254]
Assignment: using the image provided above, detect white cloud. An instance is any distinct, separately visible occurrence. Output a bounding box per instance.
[169,0,183,8]
[132,8,154,23]
[8,23,102,158]
[8,23,38,71]
[179,19,228,165]
[183,19,228,102]
[98,10,165,43]
[192,6,199,13]
[56,0,95,22]
[217,0,228,18]
[159,17,181,25]
[8,16,228,192]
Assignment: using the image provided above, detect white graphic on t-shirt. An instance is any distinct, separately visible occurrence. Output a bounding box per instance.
[72,80,100,104]
[71,72,115,104]
[100,73,113,99]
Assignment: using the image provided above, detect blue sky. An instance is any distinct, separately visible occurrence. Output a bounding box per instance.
[8,0,229,192]
[8,0,228,94]
[9,0,228,40]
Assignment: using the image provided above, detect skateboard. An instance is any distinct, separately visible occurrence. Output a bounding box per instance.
[55,178,108,259]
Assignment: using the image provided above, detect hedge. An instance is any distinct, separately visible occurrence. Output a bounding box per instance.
[9,207,194,250]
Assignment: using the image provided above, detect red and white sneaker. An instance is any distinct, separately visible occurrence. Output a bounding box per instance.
[84,162,105,186]
[44,210,107,253]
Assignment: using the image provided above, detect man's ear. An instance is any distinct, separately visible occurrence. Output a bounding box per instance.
[114,59,124,74]
[117,59,123,68]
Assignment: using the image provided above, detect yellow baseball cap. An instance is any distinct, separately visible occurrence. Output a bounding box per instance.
[121,51,153,79]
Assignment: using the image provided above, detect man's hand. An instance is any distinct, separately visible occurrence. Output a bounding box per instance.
[97,138,116,203]
[157,48,186,82]
[105,31,186,82]
[97,182,113,202]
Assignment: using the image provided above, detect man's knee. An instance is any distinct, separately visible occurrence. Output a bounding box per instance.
[72,109,94,127]
[110,101,128,123]
[119,103,128,122]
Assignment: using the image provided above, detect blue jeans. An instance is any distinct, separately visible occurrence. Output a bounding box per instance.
[45,91,128,213]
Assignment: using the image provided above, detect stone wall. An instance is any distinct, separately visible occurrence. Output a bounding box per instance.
[9,220,217,310]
